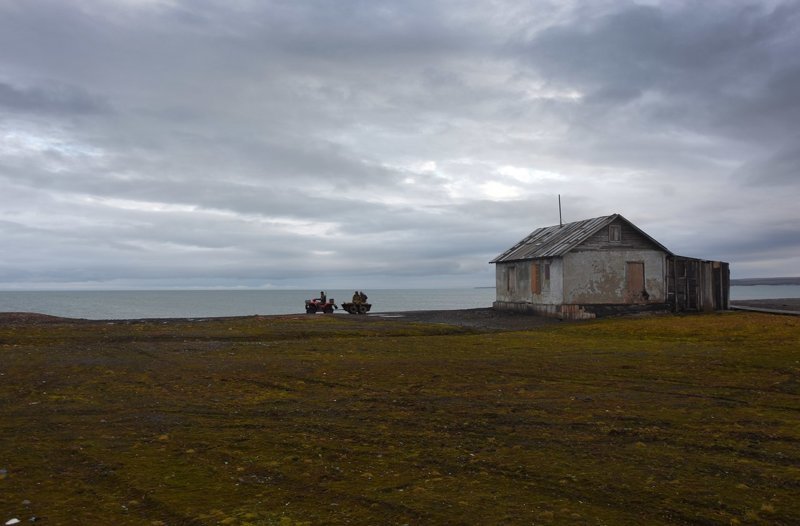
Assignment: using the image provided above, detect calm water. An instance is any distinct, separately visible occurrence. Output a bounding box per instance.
[0,285,796,320]
[729,284,800,300]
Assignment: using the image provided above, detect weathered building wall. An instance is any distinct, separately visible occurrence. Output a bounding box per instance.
[492,214,728,317]
[495,261,525,303]
[562,250,667,304]
[540,258,564,304]
[494,259,564,304]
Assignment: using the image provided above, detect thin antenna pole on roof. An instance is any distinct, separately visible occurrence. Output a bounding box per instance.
[558,194,563,227]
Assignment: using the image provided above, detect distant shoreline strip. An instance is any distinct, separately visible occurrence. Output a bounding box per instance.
[730,278,800,286]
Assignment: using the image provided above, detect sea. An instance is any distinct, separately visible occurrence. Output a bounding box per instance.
[0,285,797,320]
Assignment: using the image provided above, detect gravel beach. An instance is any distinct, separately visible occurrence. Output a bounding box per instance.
[730,298,800,313]
[2,299,798,330]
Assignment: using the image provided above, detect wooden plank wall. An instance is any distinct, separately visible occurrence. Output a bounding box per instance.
[577,220,661,251]
[667,256,729,312]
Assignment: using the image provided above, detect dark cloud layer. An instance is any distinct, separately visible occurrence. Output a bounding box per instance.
[1,0,798,289]
[0,81,108,115]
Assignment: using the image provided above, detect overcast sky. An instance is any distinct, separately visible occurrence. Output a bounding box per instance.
[1,0,798,290]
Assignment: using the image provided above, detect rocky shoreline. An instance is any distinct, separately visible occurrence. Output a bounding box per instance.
[2,299,799,330]
[729,298,800,313]
[0,308,562,331]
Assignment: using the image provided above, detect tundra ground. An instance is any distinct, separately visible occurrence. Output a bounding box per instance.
[1,311,799,525]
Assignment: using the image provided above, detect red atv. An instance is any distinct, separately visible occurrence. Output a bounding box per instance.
[305,297,338,314]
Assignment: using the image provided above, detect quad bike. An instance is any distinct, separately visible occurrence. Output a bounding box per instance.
[305,298,338,314]
[340,302,372,315]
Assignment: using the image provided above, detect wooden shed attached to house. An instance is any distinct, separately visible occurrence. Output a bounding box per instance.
[490,213,729,319]
[667,255,730,312]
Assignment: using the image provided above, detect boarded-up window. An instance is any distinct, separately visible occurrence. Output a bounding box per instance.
[506,265,516,293]
[531,262,541,295]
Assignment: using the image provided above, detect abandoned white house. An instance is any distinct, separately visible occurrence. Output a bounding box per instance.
[490,214,730,319]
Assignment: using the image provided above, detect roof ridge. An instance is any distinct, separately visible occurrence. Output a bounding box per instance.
[490,213,670,263]
[540,213,615,230]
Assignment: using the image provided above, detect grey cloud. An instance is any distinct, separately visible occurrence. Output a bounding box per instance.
[734,138,800,187]
[677,222,800,265]
[1,0,799,288]
[518,3,794,96]
[0,81,108,115]
[512,2,800,153]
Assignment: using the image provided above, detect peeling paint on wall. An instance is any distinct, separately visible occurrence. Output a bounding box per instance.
[564,250,666,304]
[495,258,564,304]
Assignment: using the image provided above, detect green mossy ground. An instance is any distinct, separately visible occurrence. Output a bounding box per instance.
[1,312,799,525]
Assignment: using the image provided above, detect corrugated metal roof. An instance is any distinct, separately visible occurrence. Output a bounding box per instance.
[490,213,672,263]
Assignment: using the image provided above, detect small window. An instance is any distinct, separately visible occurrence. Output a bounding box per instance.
[543,262,550,292]
[609,225,622,242]
[506,265,516,293]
